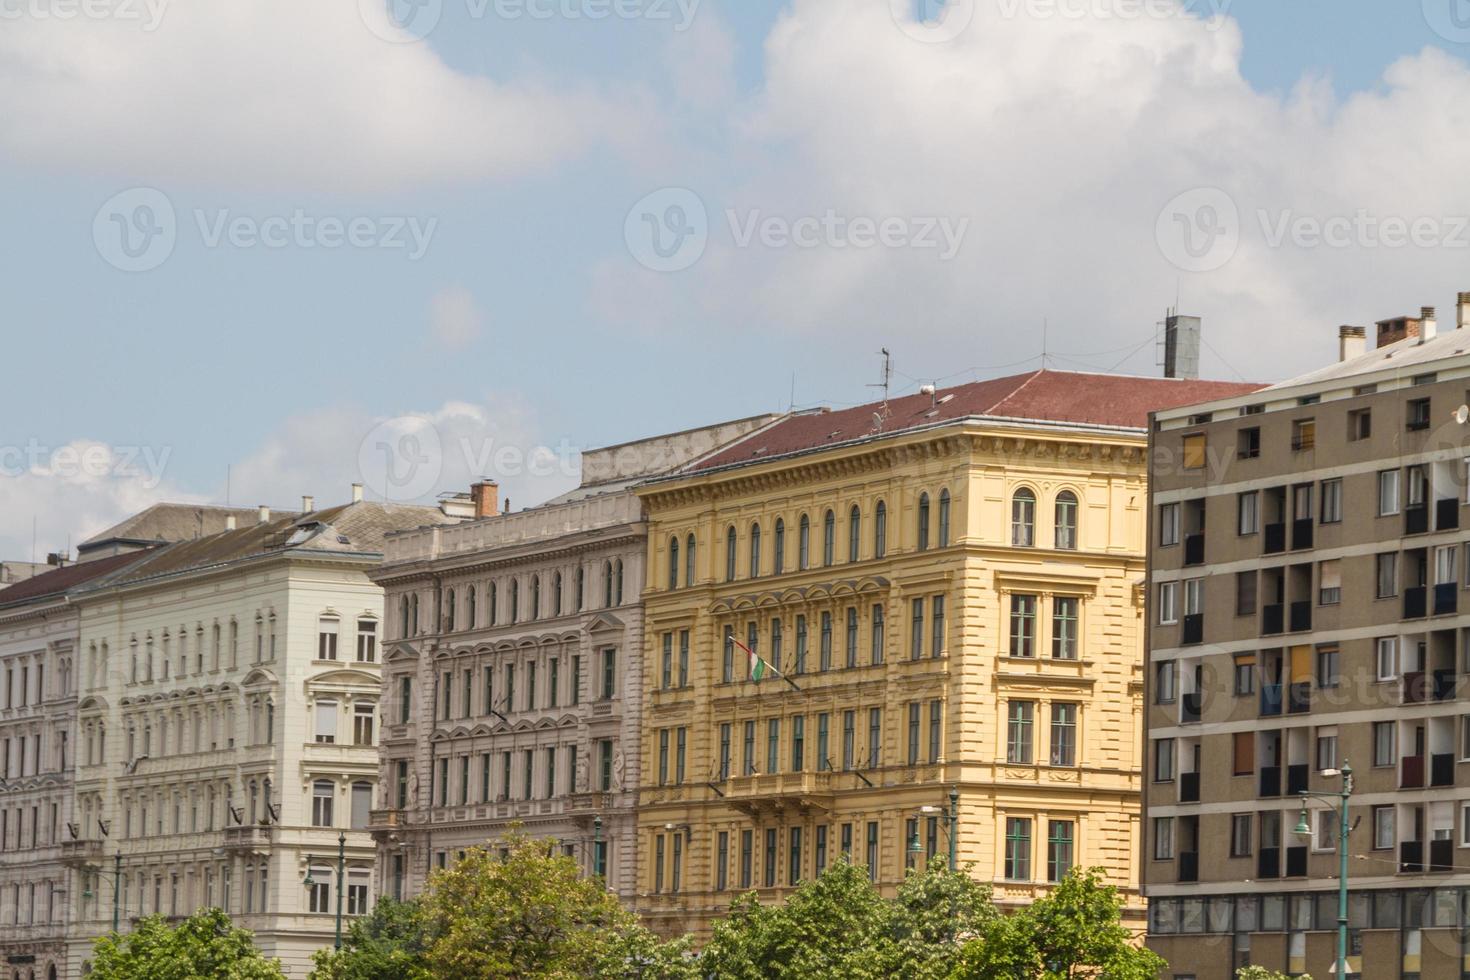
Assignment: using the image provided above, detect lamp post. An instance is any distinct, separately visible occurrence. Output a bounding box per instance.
[946,785,958,871]
[80,853,124,934]
[334,832,346,950]
[1293,761,1353,979]
[592,815,605,880]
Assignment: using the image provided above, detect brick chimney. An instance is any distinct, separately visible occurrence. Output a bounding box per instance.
[1338,326,1366,362]
[1375,314,1424,349]
[471,480,500,519]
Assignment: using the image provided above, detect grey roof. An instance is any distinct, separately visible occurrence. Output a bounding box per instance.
[1267,327,1470,391]
[78,504,277,555]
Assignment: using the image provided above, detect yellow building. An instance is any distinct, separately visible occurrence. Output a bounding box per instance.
[631,369,1259,937]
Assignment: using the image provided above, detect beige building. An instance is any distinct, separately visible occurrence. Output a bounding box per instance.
[63,492,458,978]
[1145,300,1470,979]
[630,369,1257,938]
[366,417,774,905]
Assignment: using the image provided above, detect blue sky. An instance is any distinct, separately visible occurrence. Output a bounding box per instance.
[6,0,1470,557]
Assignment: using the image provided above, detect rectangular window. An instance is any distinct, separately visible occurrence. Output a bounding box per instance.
[1155,660,1177,703]
[1315,727,1338,771]
[815,826,828,876]
[909,599,924,660]
[1159,503,1180,546]
[771,618,782,672]
[817,714,830,772]
[930,596,945,658]
[819,613,832,671]
[1348,407,1371,441]
[716,832,729,891]
[1006,701,1033,764]
[1372,722,1395,767]
[1049,703,1076,767]
[739,830,752,889]
[1153,816,1174,860]
[791,715,804,771]
[1051,597,1078,660]
[1182,433,1206,469]
[1376,637,1398,680]
[794,616,808,674]
[865,822,878,882]
[1009,595,1037,657]
[1046,820,1074,883]
[1004,818,1032,880]
[871,604,885,665]
[868,707,881,769]
[1318,560,1341,605]
[1236,572,1257,617]
[743,721,756,775]
[1372,806,1395,850]
[675,728,686,784]
[841,710,855,771]
[845,608,858,668]
[657,730,669,786]
[678,631,689,687]
[1375,553,1398,598]
[1233,653,1255,696]
[719,723,732,780]
[356,620,377,662]
[1320,479,1342,523]
[1317,646,1340,688]
[1154,738,1175,781]
[1378,470,1400,516]
[764,828,777,887]
[927,700,941,763]
[1230,815,1252,857]
[1158,582,1178,625]
[767,718,781,776]
[661,633,673,690]
[1408,397,1431,430]
[1237,491,1259,535]
[789,826,802,885]
[600,648,616,700]
[313,700,337,744]
[1291,418,1315,451]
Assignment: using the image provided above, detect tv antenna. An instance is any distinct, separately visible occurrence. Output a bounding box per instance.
[868,348,893,431]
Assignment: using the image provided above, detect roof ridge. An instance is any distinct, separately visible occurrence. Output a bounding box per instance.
[983,368,1046,413]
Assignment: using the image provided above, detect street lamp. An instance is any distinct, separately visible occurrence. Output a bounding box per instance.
[592,815,606,880]
[80,853,124,934]
[916,787,961,870]
[1293,762,1353,979]
[304,833,349,950]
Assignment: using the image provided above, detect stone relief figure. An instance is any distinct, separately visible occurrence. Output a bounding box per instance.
[409,772,420,806]
[611,747,625,789]
[575,750,588,793]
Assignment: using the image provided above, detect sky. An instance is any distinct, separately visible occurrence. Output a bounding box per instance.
[5,0,1470,559]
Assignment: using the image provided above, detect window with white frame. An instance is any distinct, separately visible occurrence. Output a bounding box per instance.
[1314,810,1337,851]
[1320,478,1342,523]
[356,621,377,663]
[1154,738,1175,782]
[1158,582,1178,625]
[311,781,334,827]
[1378,469,1400,516]
[1437,545,1458,586]
[1159,503,1180,547]
[1237,491,1259,535]
[1319,560,1341,605]
[307,865,331,913]
[1183,579,1202,617]
[1315,727,1338,771]
[317,618,339,661]
[1372,806,1395,850]
[314,699,338,744]
[1376,637,1399,681]
[1155,661,1177,703]
[1153,817,1174,860]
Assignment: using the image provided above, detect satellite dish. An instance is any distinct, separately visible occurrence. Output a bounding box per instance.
[1455,405,1469,425]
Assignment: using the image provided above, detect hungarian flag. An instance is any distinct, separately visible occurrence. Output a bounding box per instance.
[730,634,777,682]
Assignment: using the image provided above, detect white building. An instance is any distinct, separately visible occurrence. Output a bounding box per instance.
[64,493,459,977]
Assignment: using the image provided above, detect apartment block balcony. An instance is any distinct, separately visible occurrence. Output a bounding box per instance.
[1289,601,1312,632]
[1260,684,1283,717]
[221,824,274,853]
[1264,523,1287,555]
[1181,614,1203,646]
[1430,838,1453,872]
[1433,669,1459,701]
[1406,504,1430,535]
[1400,754,1426,790]
[1403,587,1427,620]
[368,808,409,830]
[1262,604,1284,636]
[1258,764,1282,797]
[1291,518,1314,551]
[1179,771,1200,804]
[1437,497,1460,531]
[1431,753,1455,787]
[1180,691,1202,724]
[1434,583,1458,616]
[725,771,835,817]
[1257,846,1280,879]
[1184,533,1205,567]
[566,792,616,813]
[1177,851,1199,883]
[1285,846,1308,878]
[1287,682,1312,715]
[1402,672,1428,705]
[1286,763,1309,796]
[60,839,105,869]
[1399,841,1423,874]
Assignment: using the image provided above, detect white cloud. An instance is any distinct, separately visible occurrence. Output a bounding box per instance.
[429,285,485,350]
[603,0,1470,381]
[0,2,620,191]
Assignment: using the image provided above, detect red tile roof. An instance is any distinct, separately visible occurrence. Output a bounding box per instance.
[0,550,156,609]
[692,369,1263,473]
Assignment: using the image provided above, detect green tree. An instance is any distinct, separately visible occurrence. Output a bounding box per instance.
[954,868,1164,979]
[698,857,995,980]
[88,907,285,980]
[309,897,432,980]
[1236,969,1309,980]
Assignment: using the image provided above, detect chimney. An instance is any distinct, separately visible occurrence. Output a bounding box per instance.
[225,515,237,531]
[1421,306,1438,343]
[471,480,500,519]
[1162,311,1201,380]
[1338,326,1366,362]
[257,505,270,525]
[351,483,364,503]
[301,495,315,513]
[1458,292,1470,331]
[1375,314,1422,349]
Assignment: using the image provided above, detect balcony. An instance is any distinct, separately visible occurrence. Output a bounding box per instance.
[1264,523,1287,555]
[1286,763,1309,796]
[1260,684,1283,717]
[1403,587,1427,620]
[1184,533,1205,567]
[1431,753,1455,787]
[1285,846,1308,878]
[1433,669,1458,701]
[1262,604,1284,636]
[566,792,615,813]
[222,824,274,853]
[1287,682,1312,715]
[368,808,409,830]
[1430,838,1453,872]
[724,771,835,816]
[1434,583,1458,616]
[60,839,105,869]
[1291,518,1314,551]
[1181,614,1203,646]
[1259,765,1282,797]
[1400,755,1426,790]
[1180,691,1202,724]
[1178,851,1199,883]
[1289,601,1312,633]
[1437,497,1460,531]
[1402,672,1428,705]
[1257,847,1280,879]
[1400,841,1423,874]
[1406,504,1430,535]
[1179,771,1200,803]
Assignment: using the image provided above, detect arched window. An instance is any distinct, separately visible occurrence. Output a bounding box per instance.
[917,492,931,551]
[798,515,811,570]
[510,580,520,624]
[531,576,541,621]
[554,572,563,614]
[668,537,680,590]
[822,510,835,567]
[614,560,624,605]
[773,518,786,574]
[1055,491,1079,551]
[489,582,498,626]
[725,527,737,582]
[749,523,762,578]
[1011,488,1036,547]
[685,534,696,587]
[445,590,456,632]
[604,561,614,607]
[874,501,887,558]
[848,505,861,563]
[466,587,476,629]
[938,489,951,547]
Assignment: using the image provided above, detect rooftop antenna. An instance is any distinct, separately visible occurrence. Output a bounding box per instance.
[225,465,231,507]
[1042,318,1048,369]
[867,348,893,432]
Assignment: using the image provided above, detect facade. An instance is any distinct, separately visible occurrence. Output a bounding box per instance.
[63,494,458,978]
[631,369,1258,938]
[0,553,154,980]
[366,417,775,905]
[1144,301,1470,979]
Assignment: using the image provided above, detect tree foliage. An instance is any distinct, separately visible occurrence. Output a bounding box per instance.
[953,868,1164,979]
[1236,969,1309,980]
[89,907,285,980]
[308,897,432,980]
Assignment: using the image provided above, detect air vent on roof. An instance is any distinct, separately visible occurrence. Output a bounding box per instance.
[752,447,768,457]
[925,410,940,418]
[937,394,955,405]
[827,431,841,440]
